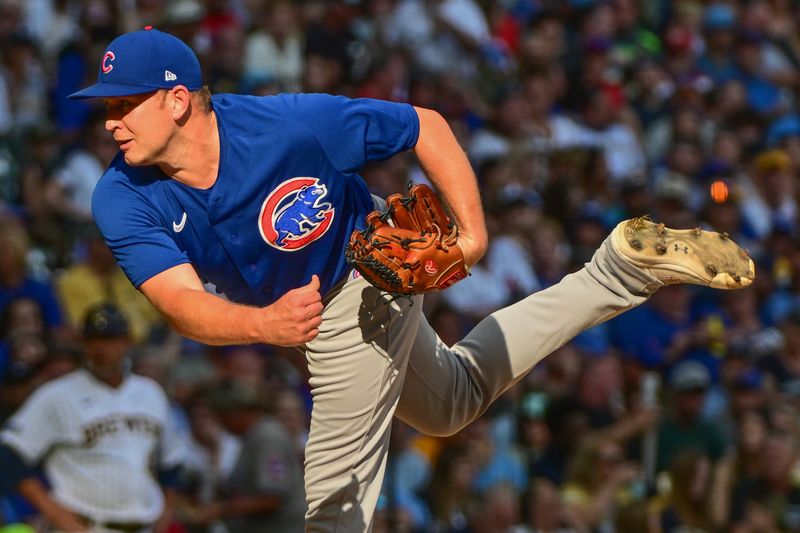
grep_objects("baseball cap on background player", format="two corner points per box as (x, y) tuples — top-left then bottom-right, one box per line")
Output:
(68, 27), (202, 100)
(83, 303), (130, 339)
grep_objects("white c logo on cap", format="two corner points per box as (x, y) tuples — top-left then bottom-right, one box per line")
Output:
(101, 51), (115, 73)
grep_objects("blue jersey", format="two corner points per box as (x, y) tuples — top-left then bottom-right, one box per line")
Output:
(92, 93), (420, 305)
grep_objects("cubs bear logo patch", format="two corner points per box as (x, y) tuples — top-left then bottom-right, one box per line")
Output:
(258, 177), (335, 251)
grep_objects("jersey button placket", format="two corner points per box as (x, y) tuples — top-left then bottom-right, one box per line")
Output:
(231, 233), (239, 242)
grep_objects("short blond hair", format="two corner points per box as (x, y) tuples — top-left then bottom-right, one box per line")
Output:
(157, 85), (212, 113)
(192, 86), (212, 113)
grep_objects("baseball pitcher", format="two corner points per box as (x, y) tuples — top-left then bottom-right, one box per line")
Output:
(66, 28), (754, 532)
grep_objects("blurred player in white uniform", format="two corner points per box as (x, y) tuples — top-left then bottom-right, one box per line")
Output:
(0, 303), (185, 533)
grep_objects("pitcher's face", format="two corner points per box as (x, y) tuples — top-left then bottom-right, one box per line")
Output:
(104, 90), (175, 166)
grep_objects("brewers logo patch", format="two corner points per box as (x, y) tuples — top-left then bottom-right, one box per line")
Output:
(259, 177), (335, 251)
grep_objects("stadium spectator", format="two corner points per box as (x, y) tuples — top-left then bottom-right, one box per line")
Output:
(1, 1), (800, 530)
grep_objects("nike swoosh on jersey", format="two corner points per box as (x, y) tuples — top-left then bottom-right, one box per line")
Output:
(173, 212), (187, 233)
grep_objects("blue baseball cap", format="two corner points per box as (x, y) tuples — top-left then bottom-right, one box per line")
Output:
(69, 27), (202, 100)
(703, 4), (736, 30)
(767, 114), (800, 146)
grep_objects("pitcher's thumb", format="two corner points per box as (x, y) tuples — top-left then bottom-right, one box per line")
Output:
(305, 274), (320, 291)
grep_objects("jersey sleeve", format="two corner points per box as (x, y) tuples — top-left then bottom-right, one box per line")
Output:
(0, 386), (63, 463)
(251, 422), (297, 495)
(276, 93), (420, 174)
(92, 164), (191, 288)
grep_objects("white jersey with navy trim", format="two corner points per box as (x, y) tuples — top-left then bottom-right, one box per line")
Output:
(0, 369), (185, 524)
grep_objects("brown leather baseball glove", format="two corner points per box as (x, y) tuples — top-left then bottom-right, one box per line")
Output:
(345, 184), (468, 296)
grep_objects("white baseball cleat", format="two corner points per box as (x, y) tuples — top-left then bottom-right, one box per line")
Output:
(610, 216), (756, 289)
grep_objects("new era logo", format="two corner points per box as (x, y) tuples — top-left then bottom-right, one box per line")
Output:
(165, 70), (177, 81)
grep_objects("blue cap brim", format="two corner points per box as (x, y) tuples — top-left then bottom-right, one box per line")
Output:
(68, 82), (161, 100)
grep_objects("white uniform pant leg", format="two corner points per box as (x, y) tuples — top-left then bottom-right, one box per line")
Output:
(303, 273), (423, 533)
(396, 233), (663, 436)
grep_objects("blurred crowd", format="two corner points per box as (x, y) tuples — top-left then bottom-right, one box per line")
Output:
(2, 0), (800, 531)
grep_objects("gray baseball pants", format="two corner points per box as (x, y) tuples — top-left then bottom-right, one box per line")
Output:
(302, 231), (663, 532)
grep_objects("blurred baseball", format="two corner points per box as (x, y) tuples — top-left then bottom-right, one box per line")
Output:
(710, 180), (728, 203)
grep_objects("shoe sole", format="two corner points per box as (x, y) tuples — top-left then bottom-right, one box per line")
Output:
(612, 217), (756, 290)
